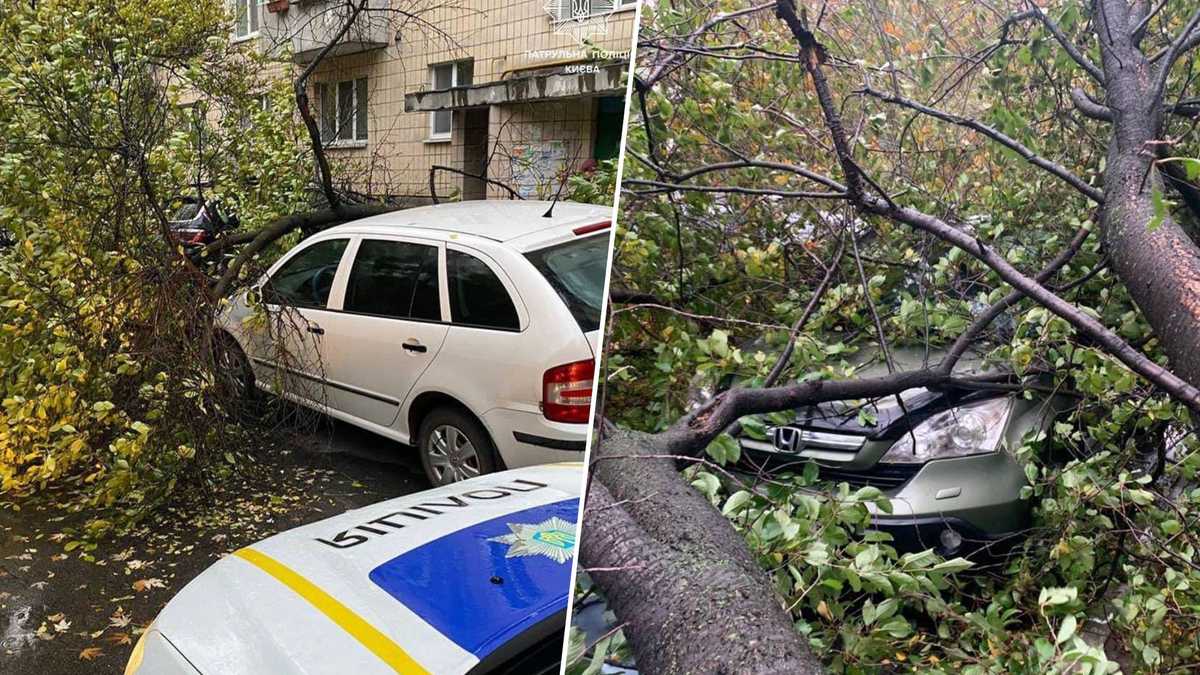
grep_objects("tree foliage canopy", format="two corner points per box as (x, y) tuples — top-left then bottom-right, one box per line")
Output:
(0, 0), (314, 532)
(583, 1), (1200, 672)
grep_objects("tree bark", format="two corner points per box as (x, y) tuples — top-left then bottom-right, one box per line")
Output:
(1095, 0), (1200, 387)
(581, 428), (822, 675)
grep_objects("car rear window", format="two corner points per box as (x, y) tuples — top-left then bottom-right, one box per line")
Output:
(524, 234), (607, 332)
(170, 203), (201, 222)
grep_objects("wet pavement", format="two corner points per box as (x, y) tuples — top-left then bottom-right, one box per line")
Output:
(0, 418), (428, 674)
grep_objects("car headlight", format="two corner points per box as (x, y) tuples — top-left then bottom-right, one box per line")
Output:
(879, 397), (1012, 464)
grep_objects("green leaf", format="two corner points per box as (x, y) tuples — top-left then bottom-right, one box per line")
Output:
(721, 490), (753, 516)
(930, 557), (974, 574)
(1056, 614), (1077, 645)
(739, 415), (768, 440)
(705, 433), (740, 465)
(1039, 586), (1078, 607)
(879, 616), (911, 638)
(1150, 186), (1167, 231)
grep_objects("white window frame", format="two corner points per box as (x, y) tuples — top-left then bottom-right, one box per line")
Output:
(318, 78), (369, 147)
(232, 0), (262, 41)
(427, 61), (472, 143)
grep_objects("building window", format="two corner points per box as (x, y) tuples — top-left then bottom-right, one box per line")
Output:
(428, 61), (473, 142)
(317, 78), (369, 144)
(232, 0), (261, 40)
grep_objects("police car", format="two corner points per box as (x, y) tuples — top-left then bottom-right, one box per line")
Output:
(124, 464), (581, 674)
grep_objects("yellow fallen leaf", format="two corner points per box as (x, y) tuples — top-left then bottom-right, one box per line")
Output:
(79, 647), (103, 661)
(817, 600), (832, 621)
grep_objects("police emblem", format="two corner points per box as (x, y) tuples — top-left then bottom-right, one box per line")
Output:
(488, 517), (576, 564)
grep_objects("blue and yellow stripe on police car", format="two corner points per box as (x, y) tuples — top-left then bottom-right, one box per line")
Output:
(233, 548), (430, 674)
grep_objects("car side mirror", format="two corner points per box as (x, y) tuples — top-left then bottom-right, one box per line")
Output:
(249, 282), (271, 306)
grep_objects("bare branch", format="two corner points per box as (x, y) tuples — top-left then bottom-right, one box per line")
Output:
(623, 178), (846, 200)
(940, 225), (1092, 372)
(427, 165), (526, 202)
(293, 0), (371, 212)
(1152, 8), (1200, 106)
(859, 85), (1105, 204)
(1071, 86), (1114, 121)
(1025, 5), (1106, 84)
(866, 196), (1200, 412)
(641, 1), (776, 88)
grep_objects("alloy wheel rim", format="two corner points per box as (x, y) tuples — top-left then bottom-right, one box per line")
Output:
(217, 347), (245, 397)
(427, 424), (481, 483)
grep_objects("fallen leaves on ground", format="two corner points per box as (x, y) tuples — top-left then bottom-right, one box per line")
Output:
(131, 578), (166, 593)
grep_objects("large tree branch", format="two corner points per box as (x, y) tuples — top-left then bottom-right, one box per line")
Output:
(864, 197), (1200, 412)
(859, 85), (1105, 204)
(211, 203), (395, 297)
(775, 1), (863, 203)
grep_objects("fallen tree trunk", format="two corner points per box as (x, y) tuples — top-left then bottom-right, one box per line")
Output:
(581, 428), (822, 675)
(1094, 0), (1200, 387)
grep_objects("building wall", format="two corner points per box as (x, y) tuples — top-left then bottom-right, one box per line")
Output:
(246, 0), (635, 200)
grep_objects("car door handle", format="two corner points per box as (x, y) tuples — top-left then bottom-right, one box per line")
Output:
(402, 341), (427, 353)
(307, 324), (324, 335)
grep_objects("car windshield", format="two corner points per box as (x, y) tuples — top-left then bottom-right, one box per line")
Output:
(525, 233), (609, 332)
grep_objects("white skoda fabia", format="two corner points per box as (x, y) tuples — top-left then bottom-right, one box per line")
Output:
(215, 200), (609, 485)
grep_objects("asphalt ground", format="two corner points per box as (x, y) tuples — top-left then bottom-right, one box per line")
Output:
(0, 417), (429, 674)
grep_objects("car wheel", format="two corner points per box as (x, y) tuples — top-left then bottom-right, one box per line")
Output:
(418, 407), (498, 486)
(214, 335), (258, 408)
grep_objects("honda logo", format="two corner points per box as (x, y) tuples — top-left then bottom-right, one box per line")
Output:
(770, 426), (806, 453)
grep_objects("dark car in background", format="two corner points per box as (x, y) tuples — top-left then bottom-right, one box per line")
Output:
(167, 196), (239, 252)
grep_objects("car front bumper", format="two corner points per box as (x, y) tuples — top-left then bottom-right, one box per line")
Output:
(740, 440), (1031, 557)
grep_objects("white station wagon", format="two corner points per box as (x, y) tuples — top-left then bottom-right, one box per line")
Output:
(216, 200), (609, 485)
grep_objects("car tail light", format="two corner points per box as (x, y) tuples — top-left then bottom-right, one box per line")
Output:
(542, 359), (595, 423)
(173, 229), (207, 244)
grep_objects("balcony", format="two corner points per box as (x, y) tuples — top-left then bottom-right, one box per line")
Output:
(262, 1), (390, 63)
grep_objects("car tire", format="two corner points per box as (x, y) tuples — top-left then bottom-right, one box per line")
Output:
(417, 407), (498, 486)
(214, 335), (259, 413)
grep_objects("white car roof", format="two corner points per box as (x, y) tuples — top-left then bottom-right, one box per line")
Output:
(325, 200), (611, 249)
(150, 464), (582, 675)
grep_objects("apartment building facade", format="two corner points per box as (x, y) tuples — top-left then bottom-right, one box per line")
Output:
(231, 0), (635, 201)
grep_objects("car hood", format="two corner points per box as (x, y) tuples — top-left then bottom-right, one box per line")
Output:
(766, 346), (997, 438)
(152, 464), (582, 675)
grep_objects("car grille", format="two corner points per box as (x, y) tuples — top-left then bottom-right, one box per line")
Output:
(766, 426), (865, 455)
(815, 463), (920, 490)
(741, 427), (921, 491)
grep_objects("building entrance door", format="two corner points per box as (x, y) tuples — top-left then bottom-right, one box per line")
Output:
(462, 108), (489, 200)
